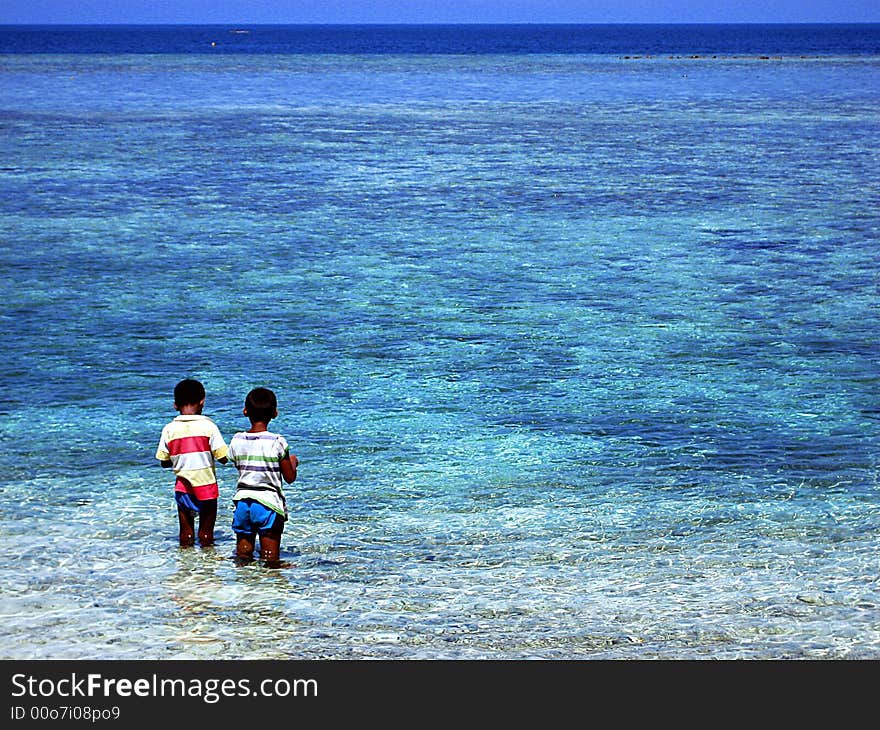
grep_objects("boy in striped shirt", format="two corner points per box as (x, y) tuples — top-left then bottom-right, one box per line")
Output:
(228, 387), (298, 567)
(156, 379), (229, 547)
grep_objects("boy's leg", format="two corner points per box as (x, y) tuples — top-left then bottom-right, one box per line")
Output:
(232, 499), (256, 563)
(177, 507), (196, 547)
(259, 528), (282, 567)
(197, 499), (217, 547)
(236, 534), (256, 562)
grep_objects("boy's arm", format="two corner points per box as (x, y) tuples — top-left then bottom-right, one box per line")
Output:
(210, 424), (229, 465)
(280, 453), (298, 484)
(156, 433), (172, 468)
(220, 436), (234, 467)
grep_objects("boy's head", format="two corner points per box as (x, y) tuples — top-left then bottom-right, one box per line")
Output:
(244, 387), (277, 424)
(174, 378), (206, 409)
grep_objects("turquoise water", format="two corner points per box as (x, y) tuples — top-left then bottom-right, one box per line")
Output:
(1, 48), (879, 658)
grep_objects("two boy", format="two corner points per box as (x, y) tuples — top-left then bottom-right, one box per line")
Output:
(156, 379), (298, 565)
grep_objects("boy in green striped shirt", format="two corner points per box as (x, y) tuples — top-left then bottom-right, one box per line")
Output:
(227, 387), (298, 567)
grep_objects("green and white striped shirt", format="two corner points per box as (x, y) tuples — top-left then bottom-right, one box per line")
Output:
(228, 431), (290, 518)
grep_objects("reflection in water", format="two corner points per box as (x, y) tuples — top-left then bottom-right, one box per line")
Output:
(164, 546), (306, 658)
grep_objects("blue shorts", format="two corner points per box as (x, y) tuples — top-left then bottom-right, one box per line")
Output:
(232, 498), (284, 537)
(175, 492), (216, 516)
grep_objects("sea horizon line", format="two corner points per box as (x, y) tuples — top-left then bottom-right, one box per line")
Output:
(2, 21), (879, 28)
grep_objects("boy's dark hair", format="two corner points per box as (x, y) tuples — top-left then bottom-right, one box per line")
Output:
(245, 387), (277, 423)
(174, 378), (205, 406)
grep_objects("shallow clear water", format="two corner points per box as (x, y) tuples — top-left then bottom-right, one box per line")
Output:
(1, 47), (879, 659)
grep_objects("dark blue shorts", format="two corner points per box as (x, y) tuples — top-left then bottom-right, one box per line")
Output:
(232, 498), (284, 537)
(175, 492), (216, 516)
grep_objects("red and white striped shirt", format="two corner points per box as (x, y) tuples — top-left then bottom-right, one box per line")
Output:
(156, 415), (228, 500)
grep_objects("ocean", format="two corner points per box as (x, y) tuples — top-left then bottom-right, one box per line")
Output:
(0, 24), (878, 659)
